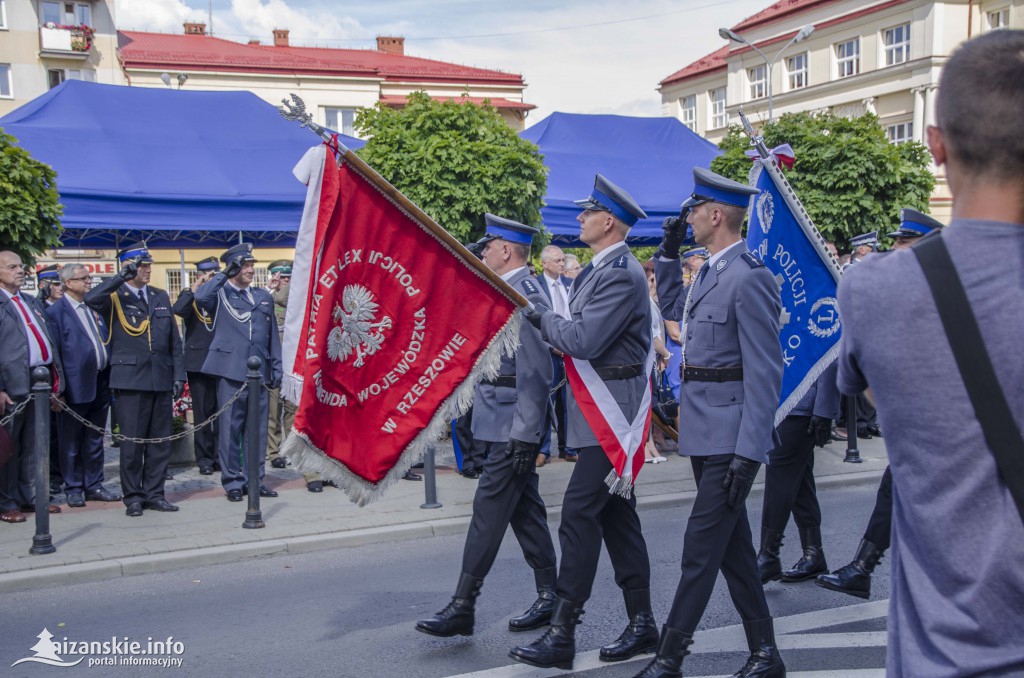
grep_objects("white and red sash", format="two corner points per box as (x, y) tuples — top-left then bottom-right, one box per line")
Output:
(563, 348), (655, 497)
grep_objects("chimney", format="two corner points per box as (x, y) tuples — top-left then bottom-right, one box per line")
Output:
(184, 22), (206, 36)
(273, 29), (289, 47)
(247, 39), (261, 45)
(376, 36), (405, 56)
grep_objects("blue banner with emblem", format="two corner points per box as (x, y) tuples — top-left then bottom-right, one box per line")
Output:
(745, 154), (843, 424)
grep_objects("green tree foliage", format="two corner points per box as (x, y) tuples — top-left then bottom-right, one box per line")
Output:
(712, 112), (934, 248)
(355, 92), (547, 244)
(0, 129), (63, 260)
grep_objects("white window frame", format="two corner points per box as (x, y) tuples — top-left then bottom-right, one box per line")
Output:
(0, 63), (12, 98)
(835, 38), (861, 79)
(748, 64), (767, 100)
(786, 52), (808, 91)
(324, 107), (358, 137)
(47, 68), (65, 89)
(987, 7), (1010, 30)
(886, 121), (914, 144)
(883, 23), (911, 66)
(679, 94), (696, 130)
(709, 87), (727, 129)
(0, 1), (8, 30)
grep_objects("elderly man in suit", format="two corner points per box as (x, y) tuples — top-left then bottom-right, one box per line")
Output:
(511, 175), (657, 671)
(172, 257), (221, 476)
(195, 243), (282, 502)
(534, 244), (577, 466)
(416, 214), (558, 639)
(46, 263), (121, 507)
(86, 242), (185, 517)
(0, 250), (65, 523)
(644, 167), (785, 677)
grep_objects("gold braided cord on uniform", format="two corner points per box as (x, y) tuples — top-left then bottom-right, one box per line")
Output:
(192, 300), (213, 327)
(110, 291), (152, 351)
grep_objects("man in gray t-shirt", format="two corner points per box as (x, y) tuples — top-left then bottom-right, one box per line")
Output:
(837, 30), (1024, 677)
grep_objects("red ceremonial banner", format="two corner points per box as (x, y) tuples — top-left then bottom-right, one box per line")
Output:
(283, 143), (522, 505)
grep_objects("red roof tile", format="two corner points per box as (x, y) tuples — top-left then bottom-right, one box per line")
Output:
(732, 0), (838, 32)
(659, 46), (729, 88)
(117, 31), (525, 85)
(379, 94), (534, 111)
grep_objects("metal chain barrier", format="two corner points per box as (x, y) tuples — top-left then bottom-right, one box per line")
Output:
(263, 383), (298, 416)
(0, 397), (32, 427)
(51, 383), (249, 445)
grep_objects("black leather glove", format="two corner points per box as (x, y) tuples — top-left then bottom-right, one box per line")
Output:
(506, 438), (539, 476)
(223, 255), (245, 279)
(807, 415), (832, 448)
(655, 216), (686, 259)
(119, 260), (138, 282)
(521, 302), (549, 330)
(722, 455), (761, 509)
(172, 380), (185, 400)
(269, 376), (281, 390)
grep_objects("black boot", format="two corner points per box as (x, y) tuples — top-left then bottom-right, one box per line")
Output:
(782, 526), (828, 582)
(731, 618), (785, 678)
(632, 626), (694, 678)
(508, 597), (583, 670)
(415, 572), (483, 637)
(508, 567), (556, 632)
(757, 527), (786, 584)
(600, 588), (660, 661)
(816, 538), (884, 599)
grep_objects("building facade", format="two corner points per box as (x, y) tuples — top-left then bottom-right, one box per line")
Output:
(117, 24), (534, 132)
(659, 0), (1023, 220)
(0, 0), (123, 116)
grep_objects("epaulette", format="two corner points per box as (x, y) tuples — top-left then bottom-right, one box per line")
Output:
(520, 278), (540, 296)
(741, 252), (765, 269)
(612, 255), (629, 269)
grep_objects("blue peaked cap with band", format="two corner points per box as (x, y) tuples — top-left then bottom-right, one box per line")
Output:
(478, 213), (538, 246)
(195, 256), (220, 272)
(574, 174), (647, 227)
(849, 230), (879, 249)
(221, 242), (256, 263)
(891, 208), (944, 239)
(682, 247), (709, 260)
(36, 264), (60, 281)
(118, 241), (153, 264)
(691, 167), (760, 208)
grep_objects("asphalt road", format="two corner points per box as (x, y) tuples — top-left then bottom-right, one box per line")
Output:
(1, 477), (889, 677)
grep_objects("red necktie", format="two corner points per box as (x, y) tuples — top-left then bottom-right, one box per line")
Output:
(11, 294), (50, 363)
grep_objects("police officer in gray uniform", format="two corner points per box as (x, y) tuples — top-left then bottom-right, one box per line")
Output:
(416, 214), (558, 639)
(85, 242), (185, 517)
(172, 257), (220, 475)
(511, 175), (657, 671)
(644, 168), (785, 678)
(194, 244), (282, 502)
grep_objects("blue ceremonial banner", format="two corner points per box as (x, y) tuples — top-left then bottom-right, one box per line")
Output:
(745, 153), (843, 424)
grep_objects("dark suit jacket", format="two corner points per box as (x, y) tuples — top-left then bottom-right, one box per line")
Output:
(173, 288), (216, 373)
(0, 290), (65, 399)
(535, 273), (574, 309)
(85, 277), (185, 391)
(45, 296), (110, 405)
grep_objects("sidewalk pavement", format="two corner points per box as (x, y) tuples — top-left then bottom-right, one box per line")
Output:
(0, 435), (889, 593)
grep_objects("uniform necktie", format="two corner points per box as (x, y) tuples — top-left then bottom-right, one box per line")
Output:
(573, 263), (593, 291)
(551, 280), (568, 317)
(11, 295), (50, 363)
(138, 287), (148, 308)
(698, 261), (710, 284)
(80, 302), (108, 370)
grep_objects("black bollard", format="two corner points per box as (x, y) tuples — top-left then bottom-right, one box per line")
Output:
(30, 367), (55, 555)
(420, 446), (442, 509)
(843, 396), (862, 463)
(242, 356), (265, 529)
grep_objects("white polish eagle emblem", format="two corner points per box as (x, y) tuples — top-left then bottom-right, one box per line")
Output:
(326, 285), (392, 368)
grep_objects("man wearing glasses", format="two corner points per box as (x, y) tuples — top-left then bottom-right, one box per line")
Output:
(0, 251), (65, 524)
(647, 167), (785, 677)
(46, 264), (121, 508)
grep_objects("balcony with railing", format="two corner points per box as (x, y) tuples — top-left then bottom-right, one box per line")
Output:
(39, 24), (95, 59)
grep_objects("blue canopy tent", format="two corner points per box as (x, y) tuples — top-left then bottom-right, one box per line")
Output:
(520, 113), (721, 246)
(0, 80), (364, 248)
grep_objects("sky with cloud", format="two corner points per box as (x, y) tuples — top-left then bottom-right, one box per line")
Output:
(117, 0), (771, 124)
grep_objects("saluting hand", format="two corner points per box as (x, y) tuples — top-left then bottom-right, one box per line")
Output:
(119, 261), (138, 282)
(223, 255), (245, 279)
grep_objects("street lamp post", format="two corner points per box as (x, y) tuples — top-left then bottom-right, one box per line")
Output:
(719, 24), (815, 123)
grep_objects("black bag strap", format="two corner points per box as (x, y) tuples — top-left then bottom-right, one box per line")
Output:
(912, 233), (1024, 523)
